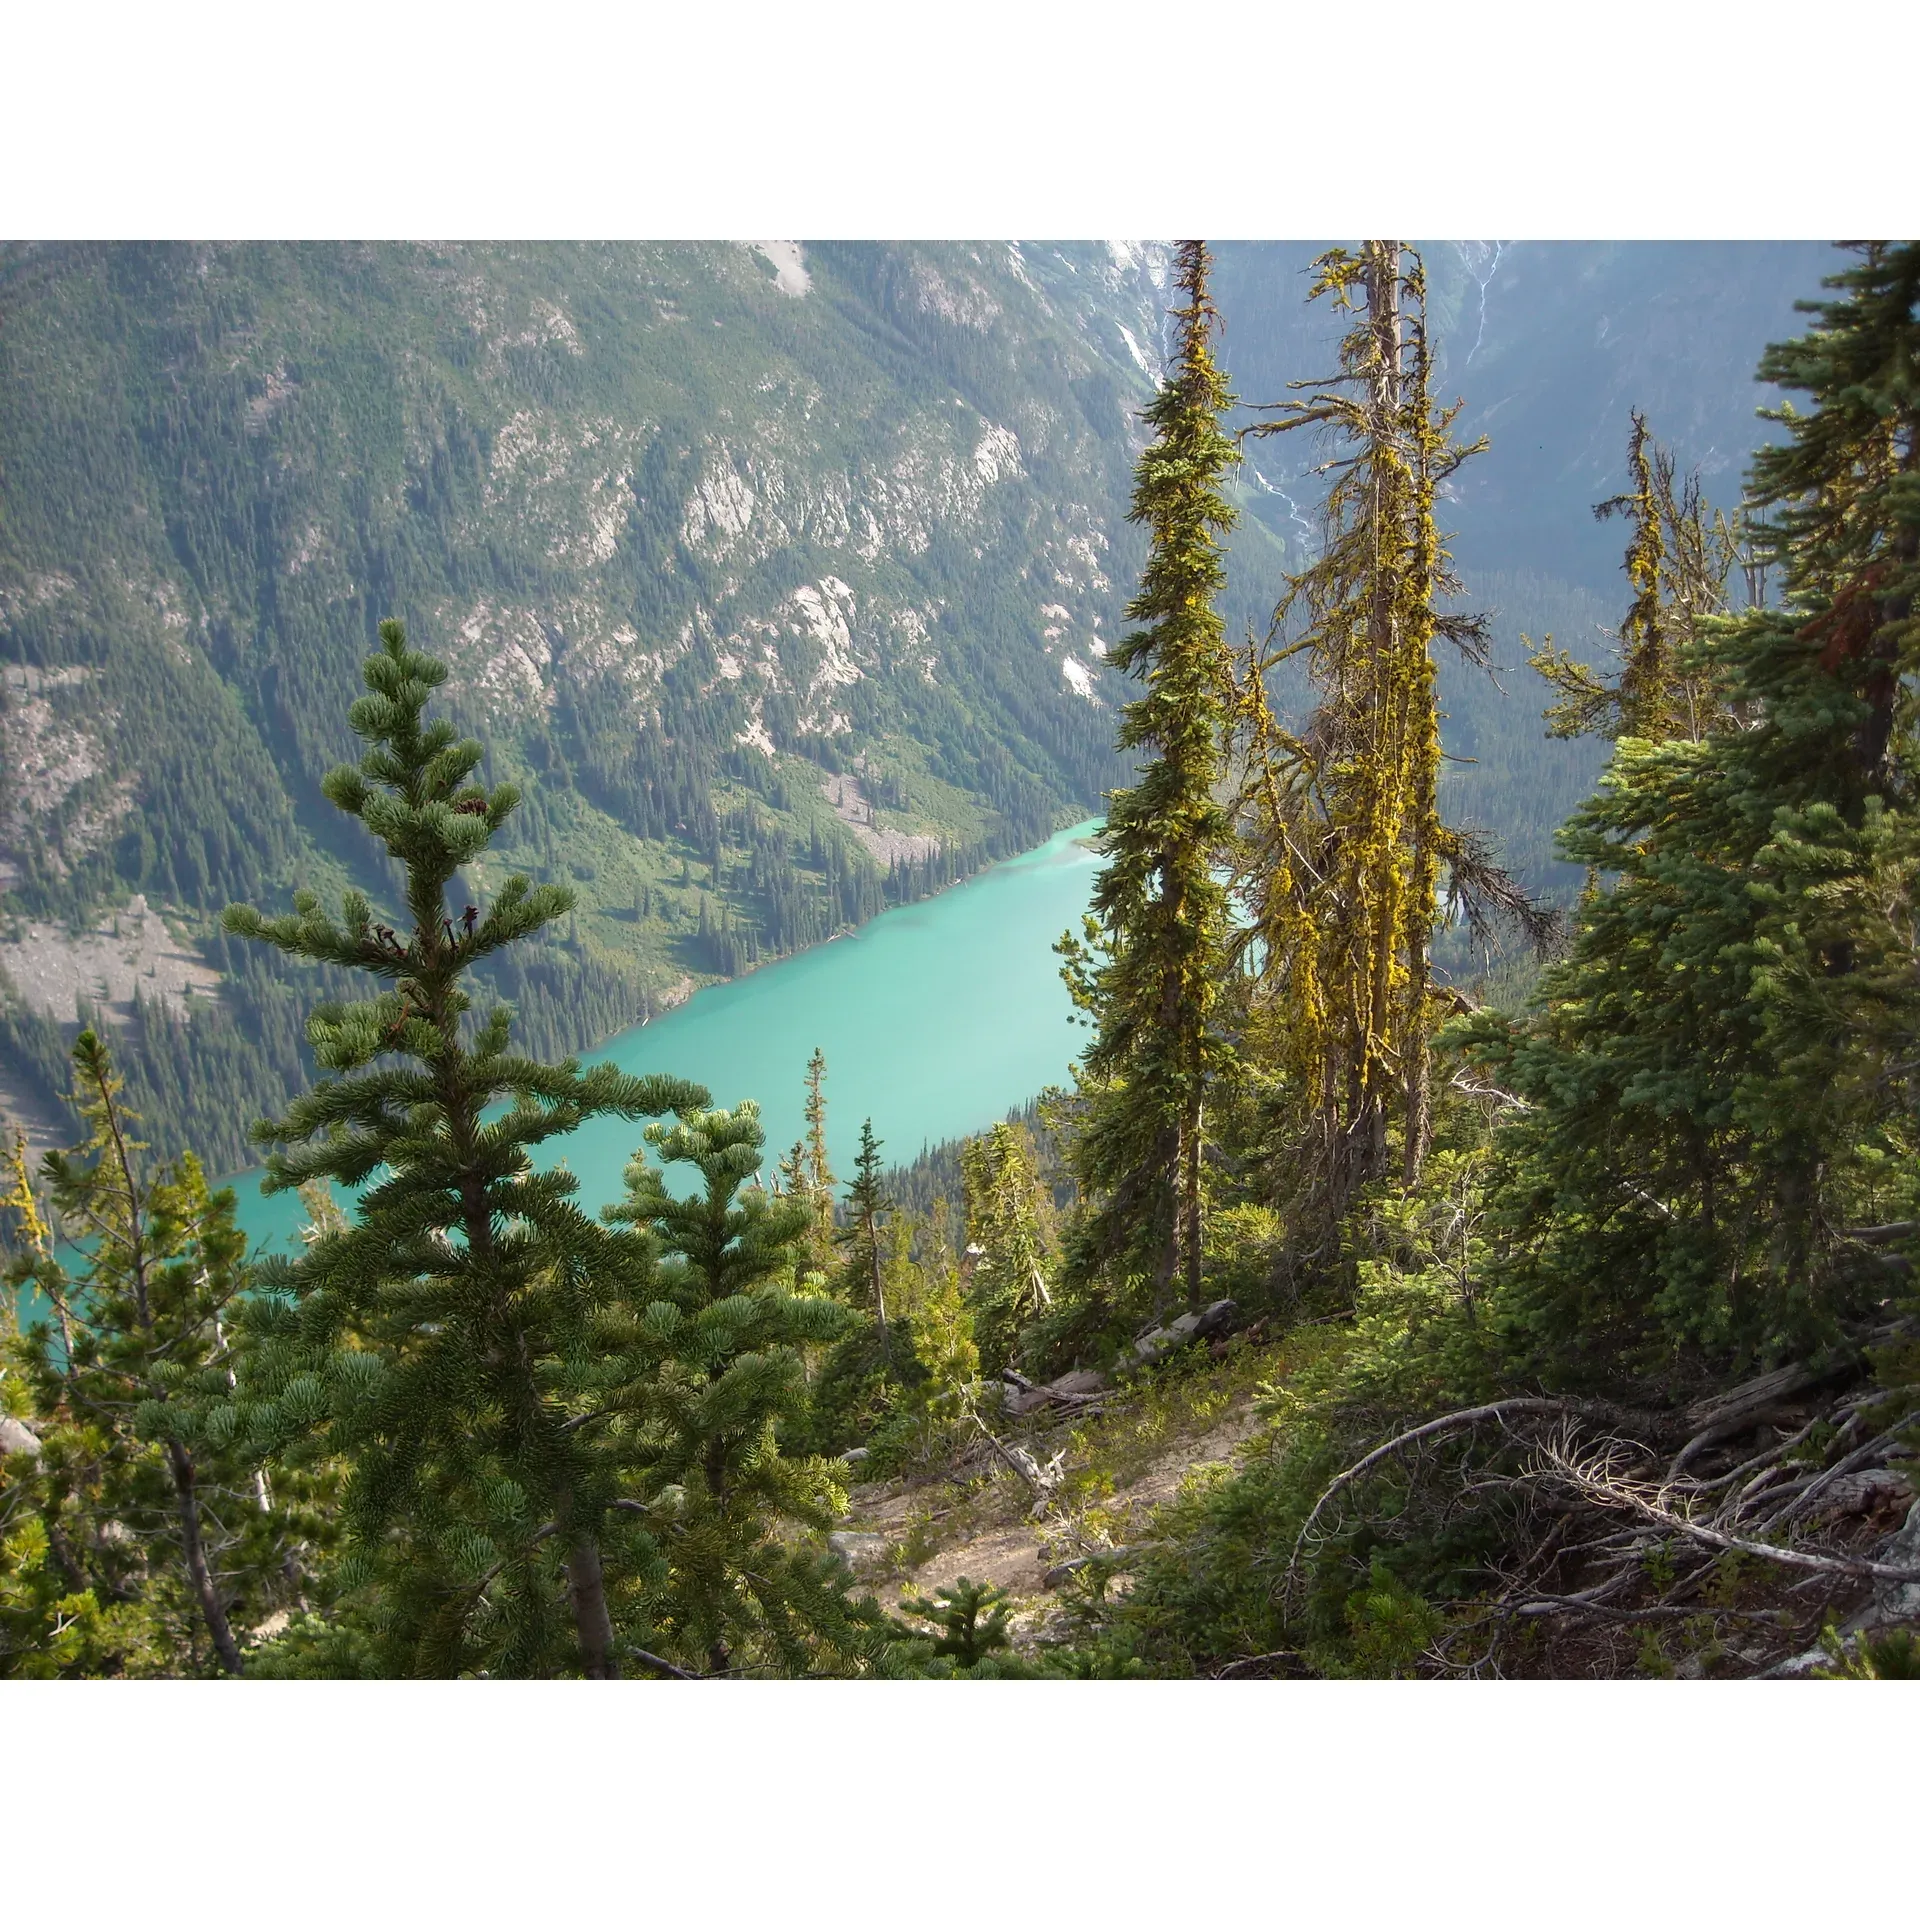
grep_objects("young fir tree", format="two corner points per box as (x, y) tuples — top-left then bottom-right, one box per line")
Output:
(893, 1575), (1014, 1672)
(1230, 243), (1533, 1261)
(1059, 240), (1241, 1317)
(776, 1046), (837, 1284)
(803, 1047), (836, 1273)
(910, 1199), (979, 1431)
(0, 1035), (307, 1674)
(222, 620), (708, 1678)
(840, 1117), (892, 1363)
(3, 1131), (158, 1677)
(1458, 242), (1920, 1372)
(881, 1210), (925, 1324)
(601, 1100), (874, 1675)
(960, 1121), (1060, 1372)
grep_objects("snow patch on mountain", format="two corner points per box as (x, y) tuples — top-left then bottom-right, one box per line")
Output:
(1116, 323), (1156, 378)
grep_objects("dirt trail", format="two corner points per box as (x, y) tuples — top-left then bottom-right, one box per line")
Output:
(847, 1390), (1268, 1642)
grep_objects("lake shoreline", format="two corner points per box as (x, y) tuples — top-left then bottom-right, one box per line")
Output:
(189, 816), (1107, 1259)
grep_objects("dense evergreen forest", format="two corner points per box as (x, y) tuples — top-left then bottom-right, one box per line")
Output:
(4, 239), (1916, 1681)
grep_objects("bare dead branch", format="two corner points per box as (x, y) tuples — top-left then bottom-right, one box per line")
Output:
(1529, 1432), (1920, 1583)
(1766, 1413), (1920, 1531)
(1841, 1220), (1919, 1245)
(626, 1646), (703, 1680)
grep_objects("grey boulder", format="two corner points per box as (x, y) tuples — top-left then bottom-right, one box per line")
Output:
(826, 1531), (890, 1573)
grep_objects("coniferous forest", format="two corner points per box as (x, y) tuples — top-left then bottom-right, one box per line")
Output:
(4, 236), (1919, 1684)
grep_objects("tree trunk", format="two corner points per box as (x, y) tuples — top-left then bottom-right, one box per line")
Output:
(1183, 1098), (1205, 1313)
(1403, 1023), (1432, 1185)
(166, 1438), (243, 1675)
(47, 1518), (88, 1595)
(868, 1217), (892, 1365)
(439, 954), (622, 1682)
(1403, 811), (1435, 1187)
(1152, 1183), (1179, 1320)
(1360, 242), (1404, 1209)
(564, 1534), (620, 1680)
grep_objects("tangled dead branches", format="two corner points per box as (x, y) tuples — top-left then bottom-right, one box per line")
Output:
(1522, 1423), (1920, 1585)
(1269, 1335), (1920, 1678)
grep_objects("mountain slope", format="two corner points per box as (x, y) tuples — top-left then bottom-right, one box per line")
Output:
(0, 240), (1201, 1164)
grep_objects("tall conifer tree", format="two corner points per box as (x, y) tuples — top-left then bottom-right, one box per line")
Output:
(1062, 240), (1241, 1315)
(1232, 244), (1528, 1249)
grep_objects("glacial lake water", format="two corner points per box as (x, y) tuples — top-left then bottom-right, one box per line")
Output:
(216, 817), (1107, 1257)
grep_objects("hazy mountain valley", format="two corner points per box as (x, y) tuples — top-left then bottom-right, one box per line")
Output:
(0, 240), (1826, 1171)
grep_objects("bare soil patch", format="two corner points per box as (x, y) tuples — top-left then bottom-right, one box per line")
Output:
(844, 1364), (1272, 1649)
(821, 770), (942, 868)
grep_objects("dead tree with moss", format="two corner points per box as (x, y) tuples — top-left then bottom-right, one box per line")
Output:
(1232, 244), (1544, 1258)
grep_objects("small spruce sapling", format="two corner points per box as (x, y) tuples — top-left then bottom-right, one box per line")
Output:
(602, 1099), (876, 1675)
(894, 1575), (1013, 1671)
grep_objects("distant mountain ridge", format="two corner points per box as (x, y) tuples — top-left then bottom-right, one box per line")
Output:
(1219, 240), (1835, 589)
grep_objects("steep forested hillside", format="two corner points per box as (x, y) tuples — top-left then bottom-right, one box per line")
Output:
(0, 241), (1820, 1171)
(0, 241), (1212, 1164)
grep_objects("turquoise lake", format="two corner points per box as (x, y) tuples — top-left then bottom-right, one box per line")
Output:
(220, 818), (1106, 1257)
